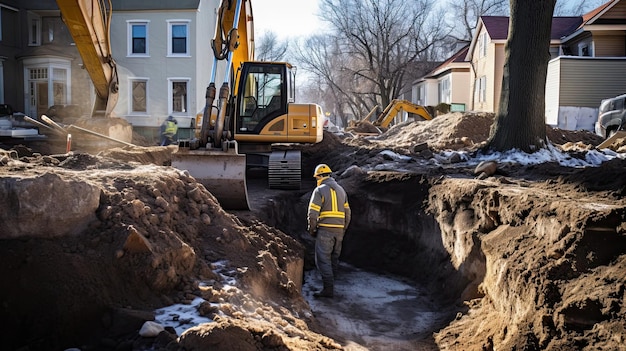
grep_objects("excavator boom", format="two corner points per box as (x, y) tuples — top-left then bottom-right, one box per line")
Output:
(173, 0), (323, 210)
(56, 0), (118, 118)
(374, 99), (432, 128)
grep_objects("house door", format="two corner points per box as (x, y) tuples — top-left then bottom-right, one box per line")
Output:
(36, 82), (49, 118)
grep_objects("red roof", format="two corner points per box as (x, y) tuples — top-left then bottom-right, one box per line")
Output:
(582, 0), (615, 25)
(481, 16), (583, 40)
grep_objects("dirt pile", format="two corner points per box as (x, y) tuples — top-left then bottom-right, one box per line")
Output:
(0, 148), (334, 350)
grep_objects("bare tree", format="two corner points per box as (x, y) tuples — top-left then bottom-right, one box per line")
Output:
(256, 30), (288, 62)
(554, 0), (606, 16)
(485, 0), (557, 153)
(293, 34), (359, 128)
(448, 0), (508, 41)
(310, 0), (446, 118)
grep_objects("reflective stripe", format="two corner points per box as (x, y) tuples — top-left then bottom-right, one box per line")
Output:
(319, 223), (345, 228)
(319, 211), (345, 219)
(309, 203), (321, 212)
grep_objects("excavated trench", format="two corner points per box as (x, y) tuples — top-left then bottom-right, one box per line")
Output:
(261, 172), (463, 278)
(252, 171), (477, 347)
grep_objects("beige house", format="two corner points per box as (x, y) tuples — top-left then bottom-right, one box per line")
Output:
(414, 0), (626, 131)
(412, 44), (471, 112)
(465, 15), (580, 114)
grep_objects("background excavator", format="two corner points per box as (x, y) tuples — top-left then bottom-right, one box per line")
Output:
(172, 0), (324, 210)
(348, 99), (433, 134)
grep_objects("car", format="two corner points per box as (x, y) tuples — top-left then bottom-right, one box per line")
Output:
(0, 103), (13, 118)
(595, 94), (626, 139)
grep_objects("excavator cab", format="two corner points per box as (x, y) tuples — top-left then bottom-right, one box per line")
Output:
(236, 62), (292, 135)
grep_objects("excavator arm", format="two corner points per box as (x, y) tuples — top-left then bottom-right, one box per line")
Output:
(56, 0), (118, 118)
(200, 0), (254, 147)
(374, 99), (432, 128)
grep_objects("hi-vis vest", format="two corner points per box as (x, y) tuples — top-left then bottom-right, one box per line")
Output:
(163, 121), (178, 136)
(308, 177), (351, 231)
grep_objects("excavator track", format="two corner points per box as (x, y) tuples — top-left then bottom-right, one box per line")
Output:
(268, 150), (301, 190)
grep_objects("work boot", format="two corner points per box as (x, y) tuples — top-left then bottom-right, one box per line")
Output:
(313, 288), (334, 298)
(313, 281), (334, 298)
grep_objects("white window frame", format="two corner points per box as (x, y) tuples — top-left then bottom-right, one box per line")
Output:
(28, 12), (41, 46)
(438, 77), (451, 104)
(478, 32), (487, 58)
(167, 20), (191, 57)
(127, 20), (149, 57)
(22, 58), (72, 118)
(168, 77), (191, 116)
(128, 77), (149, 114)
(578, 42), (591, 57)
(475, 76), (487, 103)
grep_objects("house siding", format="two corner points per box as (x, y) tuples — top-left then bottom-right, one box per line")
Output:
(545, 59), (562, 125)
(558, 57), (626, 107)
(111, 0), (219, 136)
(594, 34), (626, 56)
(545, 57), (626, 131)
(600, 1), (626, 19)
(450, 70), (471, 109)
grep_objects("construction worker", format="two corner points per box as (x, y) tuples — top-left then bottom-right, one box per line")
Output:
(307, 163), (351, 298)
(160, 115), (178, 146)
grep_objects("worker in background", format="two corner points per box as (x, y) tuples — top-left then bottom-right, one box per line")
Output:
(307, 164), (351, 298)
(160, 115), (178, 146)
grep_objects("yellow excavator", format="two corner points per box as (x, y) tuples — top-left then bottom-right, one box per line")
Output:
(56, 0), (322, 209)
(171, 0), (324, 210)
(349, 99), (432, 133)
(374, 99), (432, 128)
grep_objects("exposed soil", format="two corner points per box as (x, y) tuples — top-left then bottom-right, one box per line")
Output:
(0, 111), (624, 351)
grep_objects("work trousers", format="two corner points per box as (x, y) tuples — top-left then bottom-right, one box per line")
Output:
(315, 227), (344, 286)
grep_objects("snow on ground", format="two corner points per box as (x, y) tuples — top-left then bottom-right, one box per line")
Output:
(303, 263), (451, 351)
(365, 143), (625, 174)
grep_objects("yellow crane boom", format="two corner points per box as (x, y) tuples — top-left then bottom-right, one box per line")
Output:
(56, 0), (118, 118)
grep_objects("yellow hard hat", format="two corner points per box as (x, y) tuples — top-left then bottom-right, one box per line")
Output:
(314, 164), (332, 177)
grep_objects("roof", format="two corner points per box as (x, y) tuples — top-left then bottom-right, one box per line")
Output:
(581, 0), (616, 26)
(424, 45), (470, 79)
(480, 16), (583, 41)
(111, 0), (201, 11)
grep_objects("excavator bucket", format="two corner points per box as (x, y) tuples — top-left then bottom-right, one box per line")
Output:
(172, 146), (250, 210)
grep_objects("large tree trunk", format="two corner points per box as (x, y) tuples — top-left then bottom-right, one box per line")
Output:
(485, 0), (556, 153)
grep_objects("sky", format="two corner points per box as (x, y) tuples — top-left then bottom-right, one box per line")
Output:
(252, 0), (322, 39)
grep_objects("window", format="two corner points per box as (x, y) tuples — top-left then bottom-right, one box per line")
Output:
(1, 5), (19, 45)
(417, 85), (425, 105)
(28, 12), (41, 46)
(130, 78), (148, 113)
(475, 76), (487, 103)
(478, 32), (488, 58)
(168, 78), (190, 114)
(52, 68), (67, 105)
(580, 44), (590, 57)
(438, 77), (451, 104)
(127, 21), (149, 56)
(167, 20), (190, 56)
